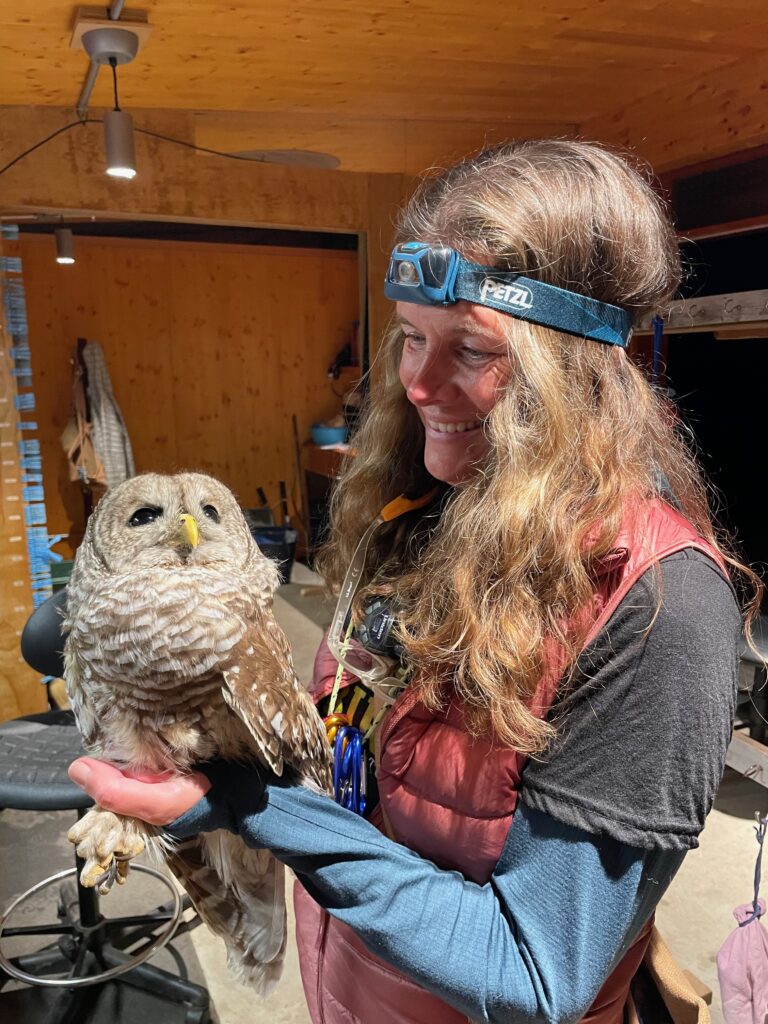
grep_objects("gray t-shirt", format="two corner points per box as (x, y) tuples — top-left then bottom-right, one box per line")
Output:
(522, 549), (741, 850)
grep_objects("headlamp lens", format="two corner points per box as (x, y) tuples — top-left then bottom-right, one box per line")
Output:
(397, 261), (420, 285)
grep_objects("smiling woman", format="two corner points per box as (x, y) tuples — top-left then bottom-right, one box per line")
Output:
(67, 140), (761, 1024)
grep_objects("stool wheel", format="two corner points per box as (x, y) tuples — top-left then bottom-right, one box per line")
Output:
(0, 863), (182, 988)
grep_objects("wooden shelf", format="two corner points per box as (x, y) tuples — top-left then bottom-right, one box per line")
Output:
(304, 442), (351, 479)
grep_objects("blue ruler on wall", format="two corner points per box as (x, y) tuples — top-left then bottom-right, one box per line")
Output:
(1, 225), (63, 611)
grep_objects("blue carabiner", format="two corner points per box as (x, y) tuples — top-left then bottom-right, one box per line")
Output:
(332, 725), (367, 816)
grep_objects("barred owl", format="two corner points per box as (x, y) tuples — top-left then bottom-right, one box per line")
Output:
(63, 472), (332, 993)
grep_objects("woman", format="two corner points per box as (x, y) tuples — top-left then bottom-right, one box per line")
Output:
(69, 140), (759, 1023)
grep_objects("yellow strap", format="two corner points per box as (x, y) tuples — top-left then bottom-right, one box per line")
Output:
(379, 488), (439, 523)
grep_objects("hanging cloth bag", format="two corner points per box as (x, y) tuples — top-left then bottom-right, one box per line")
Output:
(716, 815), (768, 1023)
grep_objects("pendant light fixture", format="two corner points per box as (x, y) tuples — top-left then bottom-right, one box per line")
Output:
(79, 26), (139, 179)
(54, 227), (75, 265)
(104, 57), (136, 179)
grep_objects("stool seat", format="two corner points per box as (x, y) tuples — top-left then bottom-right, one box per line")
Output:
(0, 710), (92, 811)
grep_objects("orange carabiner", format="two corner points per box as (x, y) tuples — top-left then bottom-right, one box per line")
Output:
(323, 713), (350, 746)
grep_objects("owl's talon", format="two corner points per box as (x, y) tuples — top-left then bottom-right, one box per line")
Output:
(67, 807), (146, 894)
(93, 860), (118, 893)
(80, 856), (116, 891)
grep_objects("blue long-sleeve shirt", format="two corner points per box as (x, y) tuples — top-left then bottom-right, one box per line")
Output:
(168, 765), (684, 1024)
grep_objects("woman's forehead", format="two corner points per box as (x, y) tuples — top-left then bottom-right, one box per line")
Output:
(395, 300), (509, 341)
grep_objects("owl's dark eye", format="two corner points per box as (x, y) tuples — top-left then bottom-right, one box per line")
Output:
(128, 506), (163, 527)
(202, 504), (220, 524)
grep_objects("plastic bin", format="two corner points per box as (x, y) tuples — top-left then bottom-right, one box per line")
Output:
(243, 507), (275, 528)
(250, 526), (298, 585)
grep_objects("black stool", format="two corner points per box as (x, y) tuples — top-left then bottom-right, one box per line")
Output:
(0, 590), (211, 1023)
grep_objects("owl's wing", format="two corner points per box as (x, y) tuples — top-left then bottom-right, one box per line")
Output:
(222, 613), (332, 794)
(62, 642), (105, 754)
(167, 832), (286, 995)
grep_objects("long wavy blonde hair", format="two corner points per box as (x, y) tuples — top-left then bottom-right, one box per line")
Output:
(318, 139), (761, 753)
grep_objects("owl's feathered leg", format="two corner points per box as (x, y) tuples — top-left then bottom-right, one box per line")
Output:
(68, 807), (150, 895)
(166, 832), (287, 995)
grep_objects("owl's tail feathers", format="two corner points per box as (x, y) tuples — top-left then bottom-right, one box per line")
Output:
(167, 832), (287, 995)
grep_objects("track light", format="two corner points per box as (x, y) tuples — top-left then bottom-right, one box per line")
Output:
(104, 109), (136, 179)
(55, 228), (75, 265)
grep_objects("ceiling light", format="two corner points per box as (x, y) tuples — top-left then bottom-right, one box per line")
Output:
(76, 27), (139, 179)
(104, 109), (136, 179)
(55, 228), (75, 265)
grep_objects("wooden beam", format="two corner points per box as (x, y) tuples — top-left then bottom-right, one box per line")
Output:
(714, 326), (768, 341)
(635, 289), (768, 335)
(0, 106), (369, 233)
(683, 215), (768, 242)
(726, 730), (768, 790)
(581, 50), (768, 172)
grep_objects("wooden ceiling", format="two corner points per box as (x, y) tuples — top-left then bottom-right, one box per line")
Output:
(2, 1), (768, 173)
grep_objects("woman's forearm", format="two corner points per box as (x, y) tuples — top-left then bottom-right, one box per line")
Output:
(169, 769), (679, 1024)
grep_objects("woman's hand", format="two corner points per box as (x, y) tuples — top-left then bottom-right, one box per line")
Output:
(68, 757), (212, 826)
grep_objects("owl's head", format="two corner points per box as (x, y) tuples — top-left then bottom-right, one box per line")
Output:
(80, 472), (266, 577)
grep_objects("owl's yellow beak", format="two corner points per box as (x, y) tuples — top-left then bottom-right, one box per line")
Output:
(177, 514), (200, 548)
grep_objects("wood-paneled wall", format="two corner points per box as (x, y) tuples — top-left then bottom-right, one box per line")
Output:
(11, 233), (360, 556)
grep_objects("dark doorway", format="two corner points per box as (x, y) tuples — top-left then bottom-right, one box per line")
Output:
(666, 332), (768, 578)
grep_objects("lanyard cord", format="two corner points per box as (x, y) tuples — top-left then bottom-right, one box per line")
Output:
(740, 813), (768, 926)
(328, 619), (355, 715)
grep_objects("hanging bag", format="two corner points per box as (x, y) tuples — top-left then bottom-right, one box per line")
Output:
(716, 815), (768, 1023)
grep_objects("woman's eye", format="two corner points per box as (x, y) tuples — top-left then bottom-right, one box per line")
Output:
(403, 332), (425, 347)
(460, 346), (493, 363)
(202, 504), (220, 524)
(129, 506), (162, 527)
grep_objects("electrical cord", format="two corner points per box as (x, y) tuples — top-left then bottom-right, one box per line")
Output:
(109, 57), (121, 111)
(0, 120), (98, 178)
(0, 117), (271, 179)
(130, 126), (268, 162)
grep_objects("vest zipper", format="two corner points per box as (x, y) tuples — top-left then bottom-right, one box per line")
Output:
(316, 908), (331, 1024)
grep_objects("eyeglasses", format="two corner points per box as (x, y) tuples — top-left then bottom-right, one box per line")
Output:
(326, 491), (438, 704)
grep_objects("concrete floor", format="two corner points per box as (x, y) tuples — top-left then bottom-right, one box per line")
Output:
(1, 561), (766, 1023)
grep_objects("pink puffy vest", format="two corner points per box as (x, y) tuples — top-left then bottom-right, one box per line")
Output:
(295, 499), (727, 1024)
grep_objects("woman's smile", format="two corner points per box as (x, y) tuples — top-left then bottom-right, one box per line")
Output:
(424, 418), (483, 434)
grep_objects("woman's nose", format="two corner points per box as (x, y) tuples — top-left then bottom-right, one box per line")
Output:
(404, 351), (453, 405)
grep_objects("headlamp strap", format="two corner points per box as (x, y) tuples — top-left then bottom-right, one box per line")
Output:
(453, 263), (633, 348)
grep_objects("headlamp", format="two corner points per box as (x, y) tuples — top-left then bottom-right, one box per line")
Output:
(385, 241), (633, 348)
